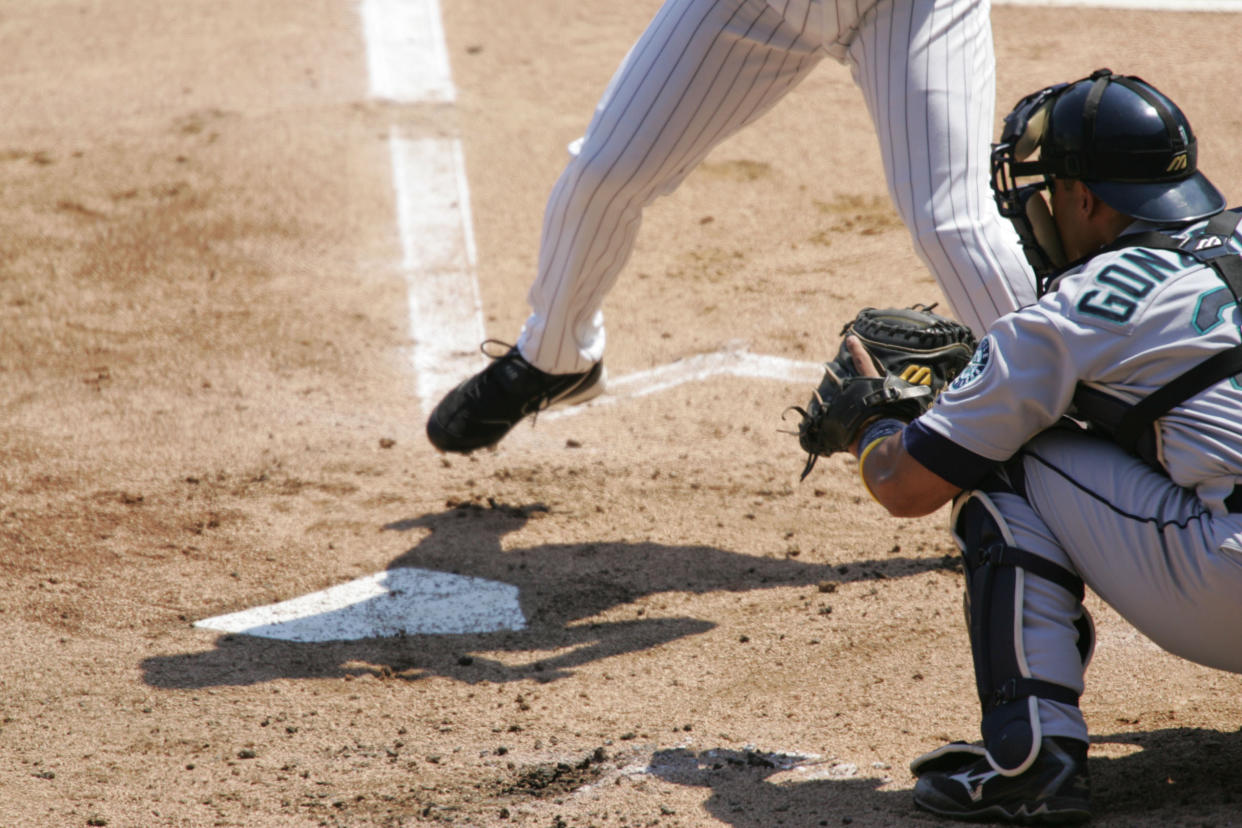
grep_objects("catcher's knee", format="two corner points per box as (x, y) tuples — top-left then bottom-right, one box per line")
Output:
(950, 490), (1094, 776)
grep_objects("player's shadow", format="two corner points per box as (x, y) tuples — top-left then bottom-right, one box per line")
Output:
(141, 500), (957, 690)
(646, 726), (1242, 827)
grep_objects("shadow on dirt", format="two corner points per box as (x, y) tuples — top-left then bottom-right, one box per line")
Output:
(645, 726), (1242, 827)
(141, 500), (958, 690)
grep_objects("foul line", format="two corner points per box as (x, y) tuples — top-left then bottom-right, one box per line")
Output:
(388, 132), (486, 412)
(363, 0), (486, 414)
(196, 0), (504, 644)
(361, 0), (454, 103)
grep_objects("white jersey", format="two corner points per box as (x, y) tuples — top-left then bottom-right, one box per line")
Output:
(910, 215), (1242, 514)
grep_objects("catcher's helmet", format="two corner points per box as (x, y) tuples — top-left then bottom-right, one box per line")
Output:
(991, 68), (1225, 290)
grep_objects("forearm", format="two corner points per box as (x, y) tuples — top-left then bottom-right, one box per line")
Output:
(855, 425), (962, 517)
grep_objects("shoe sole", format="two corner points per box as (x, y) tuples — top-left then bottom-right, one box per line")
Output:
(548, 363), (606, 409)
(914, 792), (1090, 825)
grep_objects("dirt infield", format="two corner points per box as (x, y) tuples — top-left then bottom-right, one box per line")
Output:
(4, 1), (1242, 826)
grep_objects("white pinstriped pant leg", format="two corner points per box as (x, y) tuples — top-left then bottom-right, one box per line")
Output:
(849, 0), (1036, 335)
(518, 0), (825, 374)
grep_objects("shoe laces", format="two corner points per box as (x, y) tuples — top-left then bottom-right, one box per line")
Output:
(468, 340), (556, 420)
(473, 339), (574, 420)
(451, 340), (520, 405)
(480, 339), (517, 361)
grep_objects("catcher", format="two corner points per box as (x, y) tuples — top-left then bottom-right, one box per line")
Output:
(794, 70), (1242, 824)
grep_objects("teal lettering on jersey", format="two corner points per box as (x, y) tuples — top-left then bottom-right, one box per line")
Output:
(1189, 286), (1242, 389)
(1192, 286), (1232, 335)
(1077, 288), (1136, 323)
(1076, 250), (1180, 324)
(1124, 248), (1183, 283)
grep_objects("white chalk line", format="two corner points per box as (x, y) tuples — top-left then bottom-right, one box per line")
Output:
(543, 349), (824, 421)
(389, 132), (486, 411)
(360, 0), (455, 103)
(365, 0), (489, 413)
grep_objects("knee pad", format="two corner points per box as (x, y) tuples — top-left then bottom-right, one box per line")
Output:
(951, 491), (1093, 776)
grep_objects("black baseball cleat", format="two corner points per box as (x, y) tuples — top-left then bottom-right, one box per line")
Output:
(912, 737), (1091, 825)
(426, 341), (604, 453)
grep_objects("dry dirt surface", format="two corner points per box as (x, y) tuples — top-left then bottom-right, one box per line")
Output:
(5, 1), (1242, 826)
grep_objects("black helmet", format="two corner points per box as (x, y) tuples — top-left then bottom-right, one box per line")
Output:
(992, 68), (1225, 289)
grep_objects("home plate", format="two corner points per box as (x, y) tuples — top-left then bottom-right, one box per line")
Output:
(194, 567), (526, 642)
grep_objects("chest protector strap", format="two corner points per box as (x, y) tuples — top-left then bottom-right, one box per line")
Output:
(1072, 209), (1242, 467)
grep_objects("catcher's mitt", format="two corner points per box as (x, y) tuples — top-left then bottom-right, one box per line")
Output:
(790, 304), (977, 478)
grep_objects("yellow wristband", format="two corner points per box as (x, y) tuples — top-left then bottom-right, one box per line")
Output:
(857, 435), (888, 504)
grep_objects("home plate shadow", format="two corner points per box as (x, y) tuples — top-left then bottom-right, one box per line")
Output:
(193, 567), (526, 642)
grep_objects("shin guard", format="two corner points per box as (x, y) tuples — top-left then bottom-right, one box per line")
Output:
(951, 491), (1090, 776)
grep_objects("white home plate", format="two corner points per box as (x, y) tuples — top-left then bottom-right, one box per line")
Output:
(194, 567), (526, 642)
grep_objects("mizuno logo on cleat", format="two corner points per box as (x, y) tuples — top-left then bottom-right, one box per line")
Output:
(951, 767), (1001, 802)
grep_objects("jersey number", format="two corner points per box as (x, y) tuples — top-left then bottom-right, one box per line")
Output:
(1191, 286), (1242, 390)
(1193, 286), (1235, 334)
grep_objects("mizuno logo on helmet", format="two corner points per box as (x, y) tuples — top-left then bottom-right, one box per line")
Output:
(1167, 153), (1189, 173)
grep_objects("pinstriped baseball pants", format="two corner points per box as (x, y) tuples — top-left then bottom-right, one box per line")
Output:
(516, 0), (1036, 374)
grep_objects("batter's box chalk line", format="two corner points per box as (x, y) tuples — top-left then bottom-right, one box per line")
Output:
(542, 346), (825, 421)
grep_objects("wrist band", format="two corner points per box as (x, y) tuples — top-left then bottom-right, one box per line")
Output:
(856, 418), (905, 503)
(853, 417), (905, 460)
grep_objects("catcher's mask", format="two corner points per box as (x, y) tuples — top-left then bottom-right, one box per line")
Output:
(991, 68), (1225, 293)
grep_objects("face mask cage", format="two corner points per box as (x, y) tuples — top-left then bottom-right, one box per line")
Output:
(990, 82), (1069, 294)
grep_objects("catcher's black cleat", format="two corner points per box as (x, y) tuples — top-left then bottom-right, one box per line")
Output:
(912, 737), (1090, 825)
(426, 341), (604, 454)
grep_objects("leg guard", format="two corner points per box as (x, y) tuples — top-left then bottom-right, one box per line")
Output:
(951, 491), (1093, 777)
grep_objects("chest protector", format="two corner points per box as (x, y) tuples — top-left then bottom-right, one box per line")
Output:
(1071, 208), (1242, 469)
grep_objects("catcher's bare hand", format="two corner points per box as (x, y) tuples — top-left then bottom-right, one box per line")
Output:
(843, 335), (883, 454)
(845, 335), (881, 379)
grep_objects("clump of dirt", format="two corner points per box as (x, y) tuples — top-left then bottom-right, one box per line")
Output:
(500, 747), (610, 798)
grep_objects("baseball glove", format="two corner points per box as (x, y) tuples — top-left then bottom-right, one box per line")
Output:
(790, 304), (977, 479)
